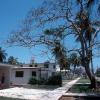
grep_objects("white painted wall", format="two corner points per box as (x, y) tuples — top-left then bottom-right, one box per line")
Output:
(10, 64), (57, 85)
(10, 69), (30, 85)
(48, 63), (57, 77)
(0, 68), (10, 87)
(0, 63), (58, 86)
(40, 70), (48, 79)
(10, 68), (39, 85)
(40, 63), (57, 79)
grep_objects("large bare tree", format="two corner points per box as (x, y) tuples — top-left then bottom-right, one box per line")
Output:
(8, 0), (100, 88)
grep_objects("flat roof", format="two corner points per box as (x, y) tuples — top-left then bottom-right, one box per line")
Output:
(0, 63), (17, 68)
(0, 63), (40, 69)
(0, 63), (55, 71)
(12, 67), (41, 69)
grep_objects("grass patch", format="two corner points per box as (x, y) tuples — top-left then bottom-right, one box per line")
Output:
(77, 77), (90, 83)
(0, 97), (23, 100)
(69, 84), (90, 93)
(69, 84), (100, 93)
(69, 77), (100, 93)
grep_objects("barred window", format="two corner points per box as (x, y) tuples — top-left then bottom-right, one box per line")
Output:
(15, 71), (24, 77)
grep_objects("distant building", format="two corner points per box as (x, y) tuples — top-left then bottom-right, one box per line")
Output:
(74, 66), (86, 76)
(0, 62), (58, 88)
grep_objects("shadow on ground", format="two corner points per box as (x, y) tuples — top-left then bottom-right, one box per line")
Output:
(59, 96), (100, 100)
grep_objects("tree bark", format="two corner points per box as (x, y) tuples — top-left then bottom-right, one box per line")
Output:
(90, 50), (94, 74)
(73, 65), (76, 77)
(84, 62), (96, 89)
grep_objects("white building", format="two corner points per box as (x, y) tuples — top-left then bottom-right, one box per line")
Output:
(0, 62), (57, 88)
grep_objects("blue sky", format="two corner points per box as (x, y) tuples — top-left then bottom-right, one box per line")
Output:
(0, 0), (46, 63)
(0, 0), (99, 70)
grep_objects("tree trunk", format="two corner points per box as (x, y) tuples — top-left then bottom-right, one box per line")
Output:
(90, 51), (94, 74)
(84, 63), (96, 89)
(73, 65), (76, 77)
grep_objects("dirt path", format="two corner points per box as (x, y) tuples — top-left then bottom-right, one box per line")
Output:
(42, 77), (80, 100)
(0, 78), (80, 100)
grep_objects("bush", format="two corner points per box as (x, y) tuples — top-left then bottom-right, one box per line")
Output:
(28, 77), (46, 85)
(96, 71), (100, 77)
(46, 73), (62, 86)
(28, 77), (38, 84)
(28, 73), (62, 86)
(38, 78), (46, 85)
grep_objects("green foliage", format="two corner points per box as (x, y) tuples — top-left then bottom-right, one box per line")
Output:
(95, 70), (100, 77)
(28, 77), (38, 84)
(8, 56), (19, 65)
(37, 77), (46, 85)
(75, 84), (90, 93)
(46, 73), (62, 86)
(28, 77), (46, 85)
(29, 74), (62, 86)
(0, 47), (7, 63)
(96, 73), (100, 77)
(0, 97), (22, 100)
(70, 84), (100, 93)
(78, 78), (90, 83)
(70, 53), (81, 67)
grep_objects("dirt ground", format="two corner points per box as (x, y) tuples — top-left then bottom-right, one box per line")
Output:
(59, 97), (76, 100)
(59, 96), (100, 100)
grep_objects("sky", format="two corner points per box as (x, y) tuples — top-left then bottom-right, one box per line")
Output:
(0, 0), (46, 63)
(0, 0), (100, 70)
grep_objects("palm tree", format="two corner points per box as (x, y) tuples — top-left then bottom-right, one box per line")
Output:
(52, 41), (67, 70)
(0, 47), (7, 63)
(44, 29), (69, 71)
(8, 56), (18, 65)
(70, 53), (80, 75)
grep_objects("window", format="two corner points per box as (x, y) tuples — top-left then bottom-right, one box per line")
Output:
(32, 71), (36, 76)
(29, 64), (33, 67)
(44, 63), (49, 68)
(15, 71), (24, 77)
(53, 65), (56, 69)
(44, 61), (49, 68)
(35, 64), (38, 67)
(20, 65), (23, 67)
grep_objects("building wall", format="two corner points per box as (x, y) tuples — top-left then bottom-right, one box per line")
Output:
(0, 63), (57, 86)
(40, 63), (57, 79)
(40, 69), (48, 79)
(0, 68), (10, 87)
(10, 64), (56, 85)
(48, 63), (57, 77)
(10, 68), (40, 85)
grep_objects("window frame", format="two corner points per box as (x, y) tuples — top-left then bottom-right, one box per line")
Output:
(15, 71), (24, 78)
(32, 71), (36, 76)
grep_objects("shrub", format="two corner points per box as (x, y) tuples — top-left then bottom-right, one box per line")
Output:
(37, 78), (46, 85)
(28, 77), (46, 85)
(46, 73), (62, 86)
(96, 71), (100, 77)
(28, 77), (38, 84)
(28, 73), (62, 86)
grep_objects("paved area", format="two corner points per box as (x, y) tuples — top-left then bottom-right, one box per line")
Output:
(0, 78), (80, 100)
